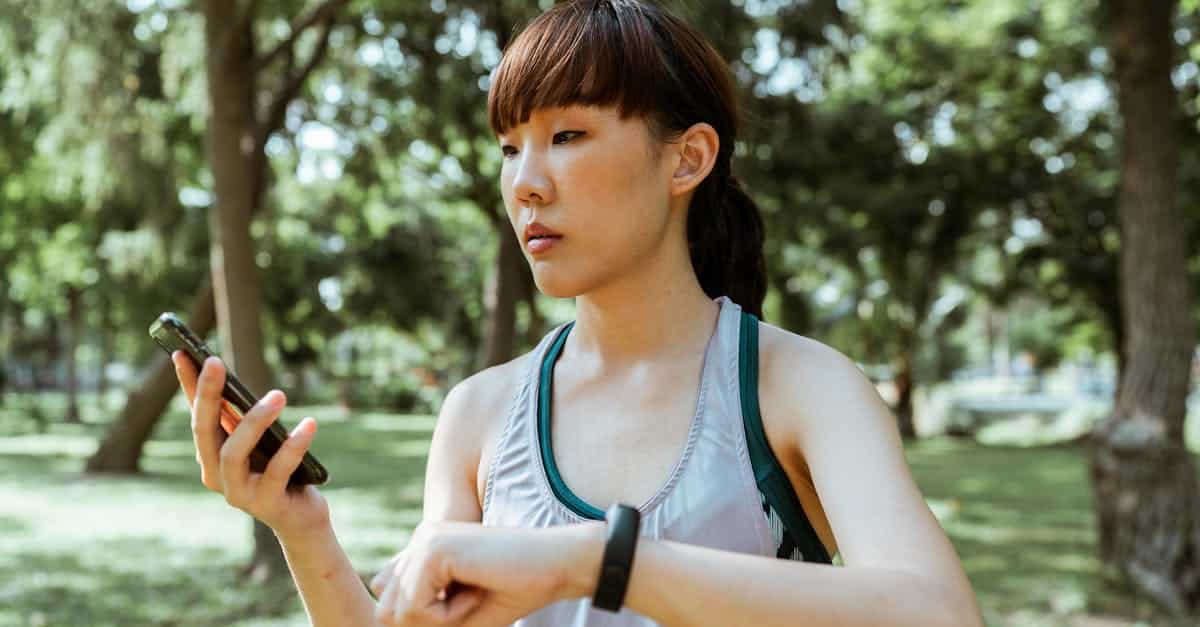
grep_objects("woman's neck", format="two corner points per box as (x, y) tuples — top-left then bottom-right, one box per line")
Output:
(566, 248), (720, 374)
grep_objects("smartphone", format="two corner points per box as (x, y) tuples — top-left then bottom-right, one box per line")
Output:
(150, 312), (329, 487)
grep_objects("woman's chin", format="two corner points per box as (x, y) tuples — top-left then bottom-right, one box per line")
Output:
(531, 270), (590, 299)
(534, 281), (583, 299)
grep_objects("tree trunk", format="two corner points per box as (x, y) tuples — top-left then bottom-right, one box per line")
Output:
(205, 0), (287, 584)
(64, 286), (82, 423)
(989, 307), (1011, 380)
(1089, 0), (1200, 617)
(41, 314), (60, 391)
(893, 344), (917, 439)
(86, 279), (216, 474)
(475, 226), (525, 370)
(0, 284), (8, 408)
(97, 267), (113, 409)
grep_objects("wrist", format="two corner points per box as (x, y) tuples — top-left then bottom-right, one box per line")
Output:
(273, 512), (334, 546)
(561, 522), (607, 600)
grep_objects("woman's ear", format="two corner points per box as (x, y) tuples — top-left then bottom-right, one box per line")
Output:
(668, 122), (720, 197)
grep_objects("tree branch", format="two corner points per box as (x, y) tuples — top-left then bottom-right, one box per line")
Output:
(235, 0), (259, 31)
(254, 0), (349, 71)
(257, 14), (335, 149)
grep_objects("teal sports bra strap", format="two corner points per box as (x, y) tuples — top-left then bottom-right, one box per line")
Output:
(739, 311), (832, 564)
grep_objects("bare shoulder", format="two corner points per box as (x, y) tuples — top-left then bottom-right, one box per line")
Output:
(440, 349), (533, 467)
(444, 352), (532, 425)
(424, 351), (533, 521)
(755, 322), (885, 452)
(756, 321), (982, 622)
(753, 322), (886, 556)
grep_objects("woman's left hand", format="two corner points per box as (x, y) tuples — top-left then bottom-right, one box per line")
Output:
(370, 520), (603, 626)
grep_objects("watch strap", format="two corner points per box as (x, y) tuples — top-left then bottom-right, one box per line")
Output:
(592, 503), (640, 612)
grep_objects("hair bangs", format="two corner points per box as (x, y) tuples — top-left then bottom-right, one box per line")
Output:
(488, 1), (666, 136)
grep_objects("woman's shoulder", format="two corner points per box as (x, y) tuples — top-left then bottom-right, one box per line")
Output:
(756, 320), (865, 384)
(755, 320), (886, 450)
(447, 351), (535, 420)
(445, 346), (549, 511)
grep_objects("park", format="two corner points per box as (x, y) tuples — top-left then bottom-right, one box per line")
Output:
(1, 0), (1198, 625)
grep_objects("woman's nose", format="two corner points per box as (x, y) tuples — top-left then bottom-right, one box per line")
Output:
(511, 152), (554, 206)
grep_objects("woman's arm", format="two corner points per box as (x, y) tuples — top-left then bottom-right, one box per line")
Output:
(365, 338), (982, 626)
(556, 334), (983, 626)
(561, 525), (979, 627)
(281, 372), (491, 627)
(276, 520), (381, 627)
(172, 353), (381, 627)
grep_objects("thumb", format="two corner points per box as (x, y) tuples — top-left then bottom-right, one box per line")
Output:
(436, 586), (484, 623)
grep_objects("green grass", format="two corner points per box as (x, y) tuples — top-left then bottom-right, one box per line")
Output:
(0, 394), (429, 627)
(0, 391), (1182, 626)
(906, 438), (1176, 626)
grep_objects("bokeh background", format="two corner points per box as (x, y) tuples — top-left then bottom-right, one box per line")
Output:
(1, 0), (1198, 625)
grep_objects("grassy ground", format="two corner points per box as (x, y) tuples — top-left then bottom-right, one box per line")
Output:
(0, 392), (1182, 626)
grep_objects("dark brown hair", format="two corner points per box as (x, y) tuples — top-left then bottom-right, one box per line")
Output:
(487, 0), (768, 319)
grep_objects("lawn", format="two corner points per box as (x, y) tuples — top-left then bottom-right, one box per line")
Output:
(0, 392), (1180, 626)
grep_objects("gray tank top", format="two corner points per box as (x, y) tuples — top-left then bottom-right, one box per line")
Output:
(481, 296), (821, 626)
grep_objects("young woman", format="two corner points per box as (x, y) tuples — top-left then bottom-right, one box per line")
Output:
(172, 1), (983, 625)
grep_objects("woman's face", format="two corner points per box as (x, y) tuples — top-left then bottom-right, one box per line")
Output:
(497, 104), (676, 298)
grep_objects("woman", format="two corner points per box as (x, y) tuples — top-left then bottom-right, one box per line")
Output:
(173, 1), (983, 625)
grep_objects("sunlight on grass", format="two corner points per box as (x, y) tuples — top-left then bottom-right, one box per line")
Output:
(0, 402), (431, 626)
(905, 438), (1179, 626)
(357, 413), (438, 432)
(0, 433), (98, 456)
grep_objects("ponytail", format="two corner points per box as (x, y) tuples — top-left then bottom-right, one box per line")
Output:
(686, 168), (768, 320)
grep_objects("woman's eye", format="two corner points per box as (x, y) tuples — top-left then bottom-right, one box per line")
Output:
(553, 131), (584, 144)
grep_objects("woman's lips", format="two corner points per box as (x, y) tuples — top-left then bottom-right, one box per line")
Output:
(527, 236), (561, 254)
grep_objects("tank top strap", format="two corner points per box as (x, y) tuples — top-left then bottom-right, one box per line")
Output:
(738, 309), (832, 564)
(481, 321), (573, 520)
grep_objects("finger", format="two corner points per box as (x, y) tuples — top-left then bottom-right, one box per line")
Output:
(369, 573), (387, 601)
(173, 352), (210, 455)
(220, 389), (286, 489)
(435, 586), (483, 624)
(258, 417), (317, 495)
(193, 356), (227, 439)
(370, 553), (405, 599)
(172, 351), (198, 404)
(370, 568), (390, 599)
(200, 401), (233, 458)
(375, 561), (409, 626)
(400, 540), (465, 625)
(178, 357), (238, 437)
(186, 356), (229, 490)
(218, 401), (241, 436)
(405, 553), (451, 624)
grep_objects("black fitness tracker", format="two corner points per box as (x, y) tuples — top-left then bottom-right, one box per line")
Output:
(592, 502), (641, 612)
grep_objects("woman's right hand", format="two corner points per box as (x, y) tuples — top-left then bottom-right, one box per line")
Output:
(173, 351), (331, 541)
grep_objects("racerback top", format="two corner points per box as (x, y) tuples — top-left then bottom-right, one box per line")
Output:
(480, 295), (832, 626)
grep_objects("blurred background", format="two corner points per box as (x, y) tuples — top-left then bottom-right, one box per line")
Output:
(0, 0), (1198, 625)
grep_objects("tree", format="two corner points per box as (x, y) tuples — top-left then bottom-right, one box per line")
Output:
(199, 0), (350, 583)
(342, 1), (541, 371)
(1088, 0), (1200, 617)
(87, 280), (214, 473)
